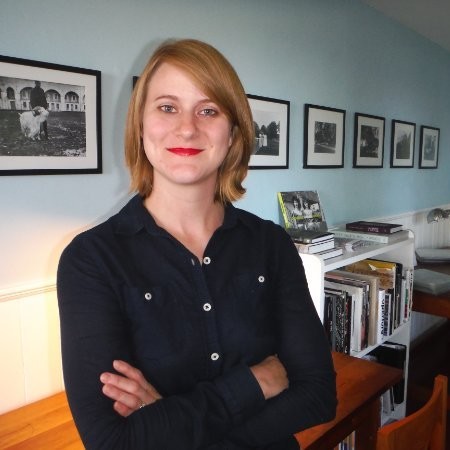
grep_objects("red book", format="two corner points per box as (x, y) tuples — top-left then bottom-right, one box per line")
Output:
(345, 221), (403, 234)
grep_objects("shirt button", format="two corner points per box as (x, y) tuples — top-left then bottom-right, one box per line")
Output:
(203, 303), (212, 311)
(203, 256), (211, 265)
(210, 352), (219, 361)
(144, 292), (152, 301)
(258, 275), (265, 283)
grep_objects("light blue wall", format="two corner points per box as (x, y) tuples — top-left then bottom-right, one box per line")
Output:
(1, 0), (450, 287)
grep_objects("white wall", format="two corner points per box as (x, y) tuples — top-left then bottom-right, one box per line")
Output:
(1, 0), (450, 412)
(0, 284), (62, 413)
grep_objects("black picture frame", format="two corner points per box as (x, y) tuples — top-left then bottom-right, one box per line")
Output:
(390, 119), (415, 168)
(419, 125), (440, 169)
(0, 55), (102, 175)
(353, 113), (385, 168)
(304, 104), (345, 168)
(247, 94), (290, 169)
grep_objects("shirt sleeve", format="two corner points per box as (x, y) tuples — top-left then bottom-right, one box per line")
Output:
(224, 227), (337, 448)
(57, 235), (265, 450)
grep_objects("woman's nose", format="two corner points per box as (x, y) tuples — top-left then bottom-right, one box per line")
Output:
(176, 112), (198, 138)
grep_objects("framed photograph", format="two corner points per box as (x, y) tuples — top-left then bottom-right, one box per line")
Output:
(304, 104), (345, 168)
(353, 113), (385, 168)
(0, 55), (101, 175)
(419, 125), (440, 169)
(247, 94), (289, 169)
(390, 119), (415, 168)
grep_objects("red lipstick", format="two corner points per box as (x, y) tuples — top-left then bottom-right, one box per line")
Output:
(167, 147), (202, 156)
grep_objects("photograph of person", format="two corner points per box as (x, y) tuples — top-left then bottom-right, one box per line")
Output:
(57, 38), (336, 450)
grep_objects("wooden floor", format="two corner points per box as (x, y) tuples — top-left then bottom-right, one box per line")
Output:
(407, 320), (450, 450)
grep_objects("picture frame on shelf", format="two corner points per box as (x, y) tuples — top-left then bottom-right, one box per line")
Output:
(0, 55), (102, 175)
(353, 113), (385, 168)
(419, 125), (440, 169)
(304, 103), (345, 168)
(247, 94), (290, 169)
(390, 119), (415, 168)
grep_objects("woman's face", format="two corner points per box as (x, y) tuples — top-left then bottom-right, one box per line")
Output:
(142, 63), (233, 192)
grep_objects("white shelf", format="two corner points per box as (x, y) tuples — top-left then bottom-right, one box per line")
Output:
(299, 232), (414, 422)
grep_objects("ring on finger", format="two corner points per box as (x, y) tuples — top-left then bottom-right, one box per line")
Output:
(139, 401), (146, 409)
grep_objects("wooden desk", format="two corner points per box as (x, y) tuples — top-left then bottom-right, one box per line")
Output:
(295, 352), (402, 450)
(0, 353), (401, 450)
(0, 391), (82, 449)
(412, 262), (450, 319)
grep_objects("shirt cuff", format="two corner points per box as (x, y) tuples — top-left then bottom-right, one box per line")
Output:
(214, 363), (265, 425)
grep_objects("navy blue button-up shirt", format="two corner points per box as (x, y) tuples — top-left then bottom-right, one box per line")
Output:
(57, 195), (336, 449)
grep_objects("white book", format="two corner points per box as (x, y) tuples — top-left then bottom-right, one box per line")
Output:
(332, 229), (410, 244)
(377, 289), (386, 344)
(294, 238), (335, 254)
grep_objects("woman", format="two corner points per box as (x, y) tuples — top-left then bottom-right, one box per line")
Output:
(57, 38), (336, 450)
(289, 196), (303, 229)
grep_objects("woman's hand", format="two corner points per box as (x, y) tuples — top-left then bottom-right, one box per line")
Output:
(250, 355), (289, 400)
(100, 360), (162, 417)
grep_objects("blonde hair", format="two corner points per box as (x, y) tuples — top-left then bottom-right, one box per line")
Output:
(124, 39), (254, 204)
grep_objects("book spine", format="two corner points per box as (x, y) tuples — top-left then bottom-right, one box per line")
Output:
(294, 240), (334, 253)
(346, 224), (395, 233)
(333, 229), (390, 243)
(335, 294), (346, 353)
(277, 192), (291, 229)
(377, 289), (385, 344)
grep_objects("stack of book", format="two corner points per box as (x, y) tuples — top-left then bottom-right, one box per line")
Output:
(291, 230), (343, 260)
(332, 220), (410, 244)
(323, 258), (413, 355)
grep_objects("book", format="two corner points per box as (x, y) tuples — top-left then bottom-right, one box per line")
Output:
(325, 274), (369, 352)
(294, 238), (335, 254)
(314, 246), (343, 260)
(370, 342), (407, 404)
(345, 258), (402, 335)
(382, 292), (393, 337)
(346, 221), (403, 234)
(324, 288), (352, 354)
(290, 229), (334, 244)
(277, 190), (328, 232)
(377, 289), (386, 343)
(332, 229), (410, 244)
(331, 269), (380, 346)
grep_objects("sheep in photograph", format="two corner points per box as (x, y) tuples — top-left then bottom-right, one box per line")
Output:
(18, 106), (49, 140)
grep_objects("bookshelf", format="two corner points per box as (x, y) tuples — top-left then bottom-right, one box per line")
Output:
(299, 231), (415, 421)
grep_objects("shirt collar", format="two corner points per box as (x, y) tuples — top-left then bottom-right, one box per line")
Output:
(111, 194), (249, 236)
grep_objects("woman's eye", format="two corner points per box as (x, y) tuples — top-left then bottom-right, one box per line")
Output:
(199, 108), (217, 116)
(160, 105), (176, 113)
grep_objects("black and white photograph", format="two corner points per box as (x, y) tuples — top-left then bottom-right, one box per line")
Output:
(419, 125), (440, 169)
(304, 104), (345, 168)
(353, 113), (385, 168)
(390, 119), (415, 168)
(247, 94), (289, 169)
(0, 55), (101, 175)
